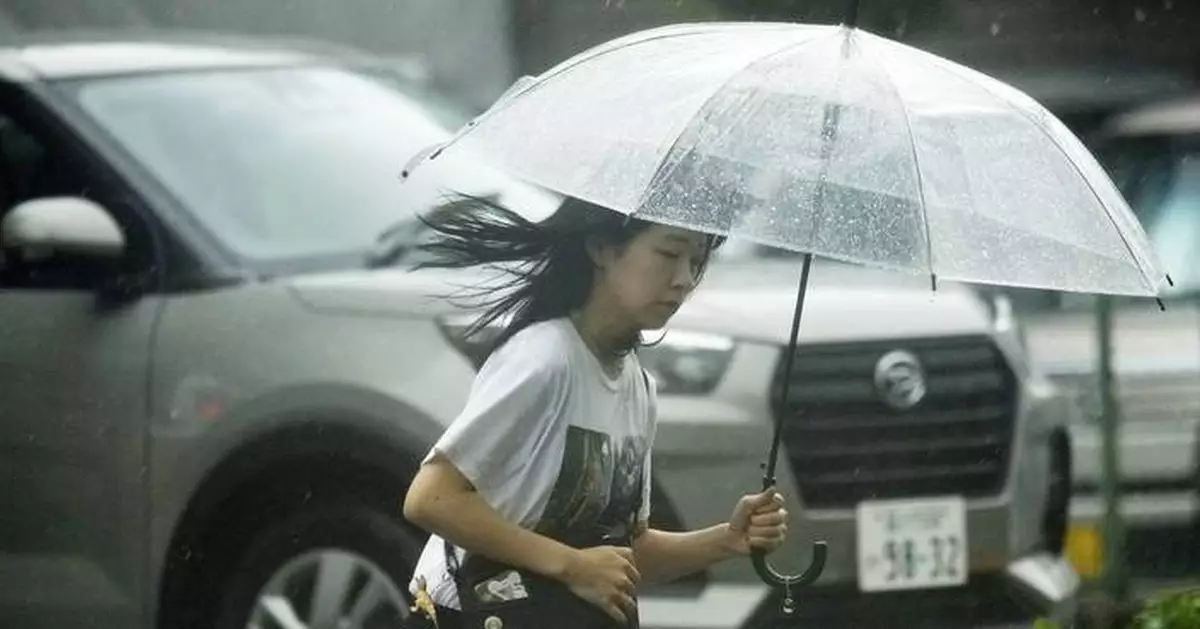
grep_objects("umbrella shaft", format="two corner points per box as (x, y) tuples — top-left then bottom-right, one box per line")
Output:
(845, 0), (861, 27)
(763, 252), (814, 492)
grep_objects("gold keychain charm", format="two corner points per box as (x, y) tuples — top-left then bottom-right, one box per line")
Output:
(410, 575), (439, 628)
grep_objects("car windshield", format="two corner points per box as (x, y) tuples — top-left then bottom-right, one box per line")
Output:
(55, 64), (472, 268)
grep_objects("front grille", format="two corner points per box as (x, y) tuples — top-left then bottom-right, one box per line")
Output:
(773, 335), (1017, 509)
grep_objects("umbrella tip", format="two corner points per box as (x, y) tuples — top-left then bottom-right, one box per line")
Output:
(1157, 297), (1167, 312)
(930, 273), (938, 292)
(1166, 274), (1175, 287)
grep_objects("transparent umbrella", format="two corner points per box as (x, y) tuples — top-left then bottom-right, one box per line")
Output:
(402, 13), (1172, 618)
(415, 22), (1169, 297)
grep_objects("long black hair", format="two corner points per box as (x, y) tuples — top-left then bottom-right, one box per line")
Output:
(410, 193), (723, 353)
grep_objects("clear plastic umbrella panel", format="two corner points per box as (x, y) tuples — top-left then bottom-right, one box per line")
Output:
(401, 17), (1171, 619)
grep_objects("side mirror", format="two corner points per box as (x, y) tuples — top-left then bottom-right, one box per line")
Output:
(1, 196), (125, 259)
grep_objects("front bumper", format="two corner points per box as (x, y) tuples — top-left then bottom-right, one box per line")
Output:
(637, 552), (1079, 629)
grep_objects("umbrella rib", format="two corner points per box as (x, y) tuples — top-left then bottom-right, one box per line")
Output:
(907, 50), (1166, 293)
(1038, 136), (1162, 294)
(630, 28), (840, 219)
(1031, 132), (1161, 294)
(536, 23), (787, 85)
(419, 27), (770, 165)
(865, 39), (936, 290)
(473, 24), (796, 140)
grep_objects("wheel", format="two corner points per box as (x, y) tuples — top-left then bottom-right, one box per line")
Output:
(212, 502), (423, 629)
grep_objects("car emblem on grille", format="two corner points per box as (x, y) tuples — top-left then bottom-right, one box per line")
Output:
(874, 350), (927, 410)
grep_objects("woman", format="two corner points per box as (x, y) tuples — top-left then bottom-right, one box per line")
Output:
(402, 194), (790, 628)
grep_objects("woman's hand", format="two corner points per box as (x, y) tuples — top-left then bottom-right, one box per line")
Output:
(562, 545), (641, 624)
(724, 489), (789, 556)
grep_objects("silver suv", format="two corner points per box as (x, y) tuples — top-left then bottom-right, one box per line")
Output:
(0, 33), (538, 629)
(0, 34), (1078, 629)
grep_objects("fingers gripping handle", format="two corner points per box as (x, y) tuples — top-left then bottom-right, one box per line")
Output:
(753, 464), (825, 616)
(751, 542), (828, 617)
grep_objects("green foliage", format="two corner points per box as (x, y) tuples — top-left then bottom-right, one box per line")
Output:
(1032, 589), (1200, 629)
(1127, 588), (1200, 629)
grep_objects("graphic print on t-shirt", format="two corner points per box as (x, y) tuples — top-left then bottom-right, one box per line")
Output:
(535, 425), (647, 545)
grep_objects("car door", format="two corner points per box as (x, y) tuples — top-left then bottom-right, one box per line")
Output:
(0, 82), (162, 629)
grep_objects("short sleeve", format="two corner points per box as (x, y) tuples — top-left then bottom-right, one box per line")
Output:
(636, 369), (659, 528)
(427, 327), (570, 498)
(636, 447), (653, 527)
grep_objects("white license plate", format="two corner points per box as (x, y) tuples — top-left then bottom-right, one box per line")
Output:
(856, 496), (968, 592)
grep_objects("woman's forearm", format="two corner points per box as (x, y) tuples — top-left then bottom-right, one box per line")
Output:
(404, 463), (577, 581)
(632, 524), (740, 585)
(410, 489), (577, 579)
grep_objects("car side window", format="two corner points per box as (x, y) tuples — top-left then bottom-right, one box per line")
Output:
(0, 103), (150, 292)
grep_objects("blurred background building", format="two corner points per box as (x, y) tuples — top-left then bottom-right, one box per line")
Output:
(0, 0), (515, 109)
(2, 0), (1199, 122)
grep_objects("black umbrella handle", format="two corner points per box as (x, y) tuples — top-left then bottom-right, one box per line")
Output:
(751, 542), (828, 616)
(749, 253), (828, 617)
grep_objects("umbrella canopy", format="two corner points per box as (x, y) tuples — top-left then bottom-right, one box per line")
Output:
(410, 22), (1170, 298)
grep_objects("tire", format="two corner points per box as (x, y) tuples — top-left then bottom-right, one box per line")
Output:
(212, 501), (424, 629)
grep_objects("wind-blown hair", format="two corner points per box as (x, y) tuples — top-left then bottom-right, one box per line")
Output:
(411, 193), (723, 352)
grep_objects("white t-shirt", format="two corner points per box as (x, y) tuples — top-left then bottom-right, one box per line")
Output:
(408, 317), (658, 609)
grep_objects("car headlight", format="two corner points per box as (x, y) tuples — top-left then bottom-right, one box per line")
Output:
(638, 329), (735, 396)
